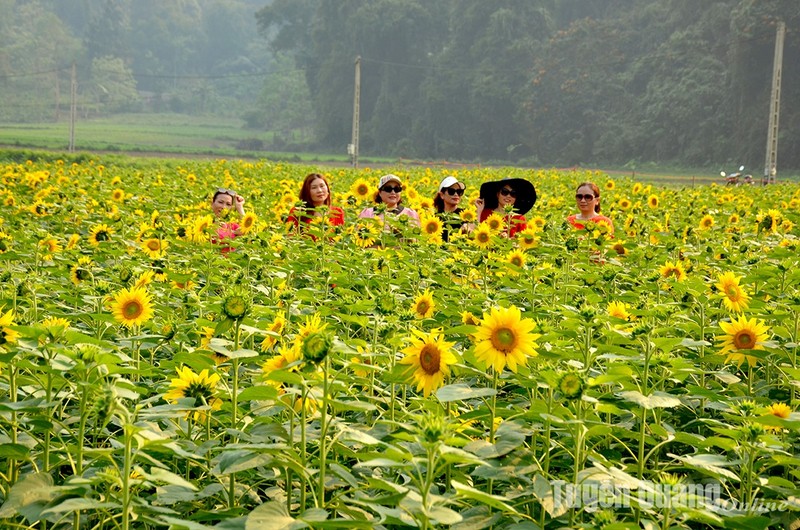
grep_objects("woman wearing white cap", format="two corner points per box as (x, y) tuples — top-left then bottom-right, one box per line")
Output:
(433, 176), (474, 242)
(358, 174), (420, 230)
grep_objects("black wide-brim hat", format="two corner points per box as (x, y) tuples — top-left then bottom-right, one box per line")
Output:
(479, 178), (537, 216)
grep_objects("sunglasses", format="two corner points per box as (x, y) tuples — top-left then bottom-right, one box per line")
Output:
(216, 188), (237, 197)
(443, 187), (465, 196)
(499, 188), (517, 197)
(576, 194), (596, 201)
(381, 186), (403, 193)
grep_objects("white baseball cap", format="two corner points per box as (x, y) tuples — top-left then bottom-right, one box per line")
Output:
(378, 174), (402, 189)
(438, 176), (463, 191)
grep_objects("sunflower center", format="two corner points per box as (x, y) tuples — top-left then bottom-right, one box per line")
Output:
(147, 240), (161, 251)
(122, 300), (144, 319)
(96, 230), (110, 242)
(510, 257), (523, 267)
(477, 232), (490, 243)
(725, 286), (741, 300)
(419, 344), (441, 375)
(491, 327), (516, 353)
(733, 329), (756, 350)
(416, 301), (430, 316)
(185, 381), (214, 402)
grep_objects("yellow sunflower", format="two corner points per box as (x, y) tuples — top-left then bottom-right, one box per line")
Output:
(164, 366), (222, 421)
(472, 305), (539, 373)
(70, 256), (94, 285)
(350, 178), (372, 200)
(632, 182), (643, 195)
(38, 236), (61, 255)
(718, 315), (770, 367)
(66, 233), (80, 250)
(352, 221), (379, 248)
(473, 224), (493, 249)
(605, 180), (615, 190)
(647, 195), (659, 209)
(765, 402), (791, 431)
(400, 329), (457, 397)
(420, 215), (443, 242)
(110, 286), (154, 328)
(412, 290), (435, 319)
(715, 271), (750, 313)
(517, 228), (539, 250)
(460, 208), (476, 223)
(240, 212), (258, 234)
(505, 249), (526, 269)
(659, 261), (687, 282)
(141, 238), (168, 259)
(260, 312), (287, 351)
(699, 214), (714, 230)
(618, 198), (632, 210)
(461, 311), (479, 326)
(0, 309), (21, 349)
(111, 188), (125, 202)
(485, 213), (505, 232)
(607, 301), (630, 320)
(610, 240), (628, 256)
(88, 223), (115, 246)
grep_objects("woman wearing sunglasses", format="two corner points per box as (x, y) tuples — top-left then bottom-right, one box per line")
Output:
(433, 176), (474, 242)
(475, 177), (537, 237)
(287, 173), (345, 236)
(358, 174), (420, 229)
(566, 182), (614, 235)
(210, 187), (246, 254)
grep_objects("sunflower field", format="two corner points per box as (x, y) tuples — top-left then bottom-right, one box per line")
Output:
(1, 156), (800, 530)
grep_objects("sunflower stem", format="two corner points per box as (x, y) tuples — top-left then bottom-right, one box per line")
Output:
(228, 320), (241, 509)
(317, 356), (329, 508)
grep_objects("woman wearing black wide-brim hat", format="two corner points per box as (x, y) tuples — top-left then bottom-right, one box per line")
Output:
(475, 177), (537, 237)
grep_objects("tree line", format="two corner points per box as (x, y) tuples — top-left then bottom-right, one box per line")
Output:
(257, 0), (800, 170)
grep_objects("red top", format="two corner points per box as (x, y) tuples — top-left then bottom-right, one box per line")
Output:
(566, 214), (614, 235)
(479, 209), (527, 237)
(287, 207), (345, 240)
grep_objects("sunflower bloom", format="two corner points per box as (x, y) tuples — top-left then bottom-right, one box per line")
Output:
(400, 329), (457, 397)
(0, 309), (21, 348)
(70, 257), (94, 285)
(484, 213), (504, 232)
(420, 215), (443, 243)
(472, 305), (539, 373)
(164, 366), (222, 421)
(350, 178), (372, 200)
(88, 224), (115, 246)
(718, 315), (770, 367)
(764, 402), (791, 431)
(715, 272), (750, 313)
(141, 238), (168, 259)
(607, 301), (630, 320)
(111, 286), (154, 328)
(505, 249), (526, 270)
(659, 261), (687, 282)
(473, 224), (493, 249)
(240, 212), (258, 234)
(647, 195), (659, 209)
(698, 214), (714, 230)
(412, 290), (435, 319)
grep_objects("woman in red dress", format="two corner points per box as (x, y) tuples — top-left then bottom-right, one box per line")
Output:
(287, 173), (344, 236)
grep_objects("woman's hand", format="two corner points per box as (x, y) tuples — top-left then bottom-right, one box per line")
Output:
(474, 198), (484, 219)
(234, 194), (245, 216)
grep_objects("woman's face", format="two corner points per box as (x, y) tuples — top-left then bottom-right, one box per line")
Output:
(496, 185), (517, 208)
(576, 185), (598, 215)
(379, 181), (402, 208)
(439, 183), (465, 209)
(212, 192), (234, 217)
(309, 177), (329, 207)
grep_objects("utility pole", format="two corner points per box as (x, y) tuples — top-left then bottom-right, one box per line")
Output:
(69, 62), (77, 153)
(349, 56), (361, 168)
(763, 21), (785, 185)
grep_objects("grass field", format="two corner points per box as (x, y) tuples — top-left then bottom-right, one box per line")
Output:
(1, 113), (797, 184)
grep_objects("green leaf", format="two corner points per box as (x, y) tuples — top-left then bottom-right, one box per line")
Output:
(41, 498), (119, 515)
(436, 383), (496, 403)
(618, 391), (681, 409)
(0, 472), (54, 519)
(145, 467), (198, 491)
(245, 501), (308, 530)
(0, 443), (30, 459)
(451, 480), (519, 514)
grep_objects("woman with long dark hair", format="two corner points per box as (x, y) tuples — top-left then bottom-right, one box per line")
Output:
(287, 173), (345, 232)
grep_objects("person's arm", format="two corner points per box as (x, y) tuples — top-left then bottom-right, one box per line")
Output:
(233, 193), (246, 217)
